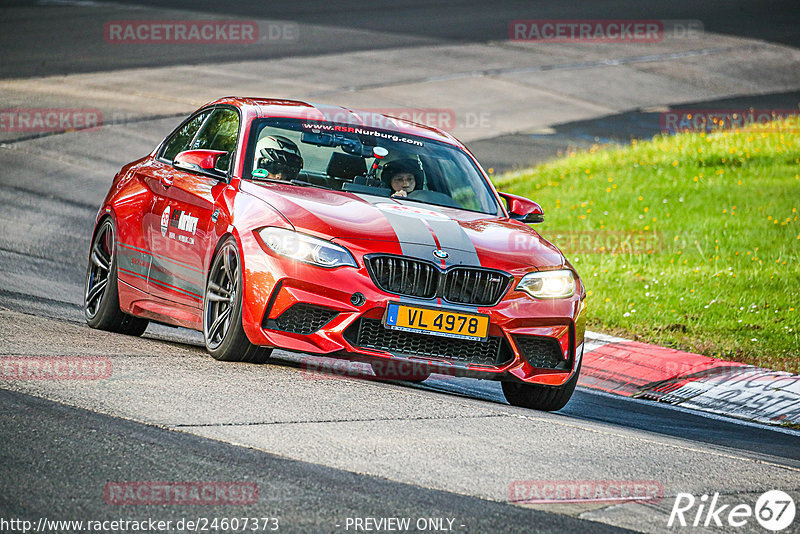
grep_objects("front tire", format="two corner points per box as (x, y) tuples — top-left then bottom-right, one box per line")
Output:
(502, 360), (581, 412)
(84, 218), (148, 336)
(203, 237), (272, 364)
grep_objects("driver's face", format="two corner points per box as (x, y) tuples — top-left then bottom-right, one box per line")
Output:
(391, 172), (416, 193)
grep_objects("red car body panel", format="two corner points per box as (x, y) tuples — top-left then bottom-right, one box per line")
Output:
(96, 97), (586, 386)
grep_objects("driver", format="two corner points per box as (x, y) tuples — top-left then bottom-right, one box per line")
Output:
(382, 159), (423, 198)
(256, 135), (303, 181)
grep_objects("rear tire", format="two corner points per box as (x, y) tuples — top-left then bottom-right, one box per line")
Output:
(203, 237), (272, 364)
(84, 218), (149, 336)
(502, 359), (581, 412)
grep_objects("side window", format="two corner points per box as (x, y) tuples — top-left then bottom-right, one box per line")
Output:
(192, 108), (240, 171)
(161, 111), (210, 162)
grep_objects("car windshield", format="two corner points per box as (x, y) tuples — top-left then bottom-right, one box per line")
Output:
(244, 117), (502, 215)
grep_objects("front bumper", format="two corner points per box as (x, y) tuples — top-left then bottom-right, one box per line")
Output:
(239, 232), (585, 386)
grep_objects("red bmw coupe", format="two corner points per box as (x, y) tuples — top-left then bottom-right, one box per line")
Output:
(84, 97), (586, 411)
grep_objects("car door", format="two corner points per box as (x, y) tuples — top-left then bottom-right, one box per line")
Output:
(145, 107), (239, 310)
(116, 110), (211, 298)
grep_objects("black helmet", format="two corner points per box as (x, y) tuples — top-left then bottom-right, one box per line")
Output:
(381, 159), (423, 189)
(257, 135), (303, 180)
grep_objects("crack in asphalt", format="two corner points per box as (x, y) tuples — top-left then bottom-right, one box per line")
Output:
(0, 183), (98, 217)
(0, 112), (187, 145)
(0, 43), (775, 147)
(0, 244), (87, 267)
(310, 44), (770, 95)
(0, 288), (82, 311)
(171, 413), (511, 428)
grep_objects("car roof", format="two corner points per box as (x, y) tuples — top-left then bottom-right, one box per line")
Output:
(204, 96), (464, 148)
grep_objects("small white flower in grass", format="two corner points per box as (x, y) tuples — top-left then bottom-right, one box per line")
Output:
(751, 338), (758, 341)
(623, 312), (631, 317)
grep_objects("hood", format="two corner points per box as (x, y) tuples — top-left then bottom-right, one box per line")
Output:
(241, 181), (565, 271)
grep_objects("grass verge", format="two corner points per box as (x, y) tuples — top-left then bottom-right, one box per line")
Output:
(493, 120), (799, 373)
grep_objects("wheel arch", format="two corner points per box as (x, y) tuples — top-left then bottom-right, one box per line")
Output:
(204, 229), (264, 346)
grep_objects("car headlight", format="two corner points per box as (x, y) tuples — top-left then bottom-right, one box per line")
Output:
(257, 227), (357, 268)
(516, 269), (576, 299)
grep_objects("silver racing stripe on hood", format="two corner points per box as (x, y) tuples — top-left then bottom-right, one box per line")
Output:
(424, 218), (481, 267)
(377, 209), (437, 250)
(358, 195), (482, 267)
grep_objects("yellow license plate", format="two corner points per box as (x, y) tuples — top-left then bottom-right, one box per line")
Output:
(384, 302), (489, 341)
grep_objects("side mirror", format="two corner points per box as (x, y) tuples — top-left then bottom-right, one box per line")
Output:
(173, 149), (229, 178)
(498, 192), (544, 224)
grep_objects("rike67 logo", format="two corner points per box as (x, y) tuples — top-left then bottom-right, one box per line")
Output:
(668, 490), (796, 531)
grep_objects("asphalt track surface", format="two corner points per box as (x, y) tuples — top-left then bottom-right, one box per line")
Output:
(1, 2), (800, 533)
(2, 0), (799, 78)
(1, 389), (634, 534)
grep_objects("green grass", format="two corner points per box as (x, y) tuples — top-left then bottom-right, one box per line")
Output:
(493, 121), (800, 373)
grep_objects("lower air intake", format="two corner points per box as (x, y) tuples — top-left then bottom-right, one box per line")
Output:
(514, 335), (569, 370)
(344, 318), (512, 367)
(267, 304), (338, 335)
